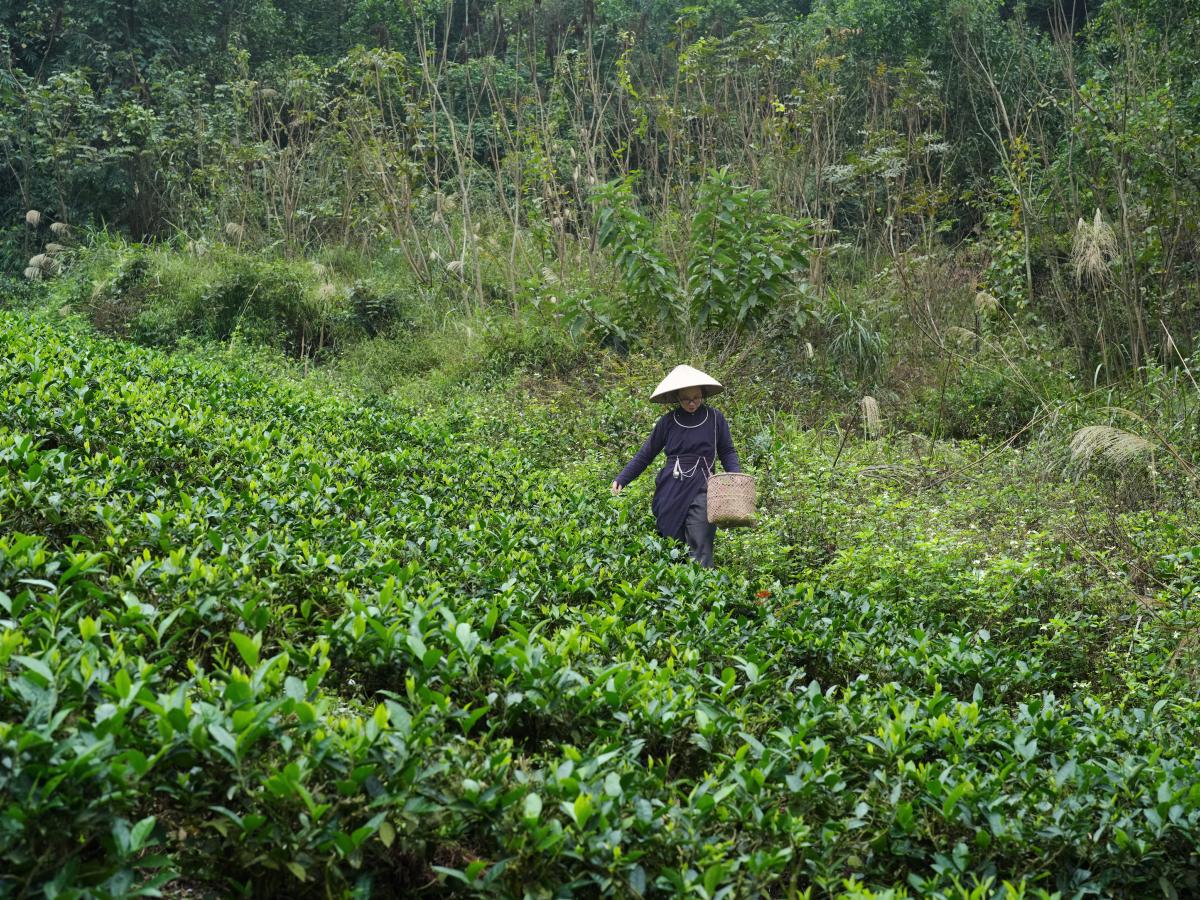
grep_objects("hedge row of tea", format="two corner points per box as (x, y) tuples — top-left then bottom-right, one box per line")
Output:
(2, 311), (1198, 898)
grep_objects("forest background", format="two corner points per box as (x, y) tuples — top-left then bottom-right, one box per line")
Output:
(3, 0), (1200, 895)
(3, 0), (1198, 402)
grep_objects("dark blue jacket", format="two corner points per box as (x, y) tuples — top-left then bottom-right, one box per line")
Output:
(616, 405), (740, 541)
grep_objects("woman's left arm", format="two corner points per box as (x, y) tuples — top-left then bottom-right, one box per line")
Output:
(717, 413), (742, 473)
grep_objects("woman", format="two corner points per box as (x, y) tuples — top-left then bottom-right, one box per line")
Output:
(611, 365), (741, 568)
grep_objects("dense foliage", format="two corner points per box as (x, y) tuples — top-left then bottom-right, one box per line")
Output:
(2, 308), (1198, 897)
(3, 0), (1198, 368)
(3, 0), (1200, 895)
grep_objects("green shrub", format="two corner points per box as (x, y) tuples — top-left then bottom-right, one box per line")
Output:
(902, 356), (1054, 441)
(0, 272), (42, 308)
(482, 316), (588, 377)
(133, 251), (349, 358)
(591, 169), (811, 344)
(331, 330), (443, 394)
(818, 286), (886, 385)
(48, 239), (371, 360)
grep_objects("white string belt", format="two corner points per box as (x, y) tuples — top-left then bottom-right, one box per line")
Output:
(671, 453), (714, 481)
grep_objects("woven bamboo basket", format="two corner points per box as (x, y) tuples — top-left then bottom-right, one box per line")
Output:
(707, 473), (757, 527)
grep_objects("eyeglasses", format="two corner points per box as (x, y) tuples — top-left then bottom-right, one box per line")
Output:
(677, 394), (704, 404)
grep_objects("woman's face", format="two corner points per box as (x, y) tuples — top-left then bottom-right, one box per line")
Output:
(676, 387), (704, 413)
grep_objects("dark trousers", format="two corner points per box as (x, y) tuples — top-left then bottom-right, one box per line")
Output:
(684, 489), (716, 568)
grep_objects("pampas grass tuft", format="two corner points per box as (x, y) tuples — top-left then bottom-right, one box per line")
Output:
(973, 290), (999, 316)
(1069, 425), (1153, 473)
(25, 210), (42, 227)
(1071, 208), (1117, 286)
(23, 266), (42, 281)
(49, 221), (70, 237)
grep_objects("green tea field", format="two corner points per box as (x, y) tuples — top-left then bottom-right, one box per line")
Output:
(2, 309), (1198, 898)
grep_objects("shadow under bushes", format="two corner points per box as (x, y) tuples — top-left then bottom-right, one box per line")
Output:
(132, 252), (350, 359)
(481, 317), (589, 378)
(899, 353), (1066, 442)
(50, 239), (451, 366)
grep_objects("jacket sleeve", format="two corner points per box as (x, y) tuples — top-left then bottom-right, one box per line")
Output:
(616, 416), (668, 486)
(717, 412), (741, 473)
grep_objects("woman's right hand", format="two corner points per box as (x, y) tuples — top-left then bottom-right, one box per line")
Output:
(611, 481), (623, 495)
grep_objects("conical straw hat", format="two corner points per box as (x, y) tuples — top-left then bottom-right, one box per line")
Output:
(649, 365), (723, 403)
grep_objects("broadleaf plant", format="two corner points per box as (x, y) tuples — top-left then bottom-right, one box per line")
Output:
(591, 168), (811, 344)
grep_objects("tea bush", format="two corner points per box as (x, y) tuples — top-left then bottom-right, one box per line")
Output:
(1, 309), (1199, 897)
